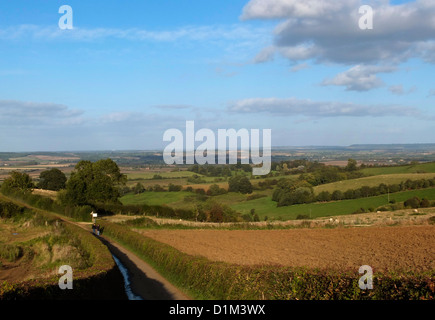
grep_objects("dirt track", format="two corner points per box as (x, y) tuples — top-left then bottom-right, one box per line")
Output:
(97, 234), (190, 300)
(74, 222), (190, 300)
(136, 225), (435, 273)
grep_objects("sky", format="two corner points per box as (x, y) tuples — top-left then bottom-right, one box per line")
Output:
(0, 0), (434, 152)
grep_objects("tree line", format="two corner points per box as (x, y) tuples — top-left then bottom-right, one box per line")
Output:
(272, 177), (435, 207)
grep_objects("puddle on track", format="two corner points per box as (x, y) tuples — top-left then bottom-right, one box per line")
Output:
(112, 254), (143, 300)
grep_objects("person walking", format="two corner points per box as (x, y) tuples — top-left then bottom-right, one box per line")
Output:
(96, 224), (100, 236)
(92, 223), (96, 234)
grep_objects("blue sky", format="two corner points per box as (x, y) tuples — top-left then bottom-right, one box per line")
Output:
(0, 0), (434, 151)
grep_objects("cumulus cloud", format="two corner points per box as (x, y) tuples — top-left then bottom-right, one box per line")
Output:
(321, 65), (396, 91)
(242, 0), (435, 65)
(290, 63), (310, 72)
(389, 84), (416, 95)
(0, 100), (84, 125)
(228, 97), (421, 118)
(241, 0), (351, 20)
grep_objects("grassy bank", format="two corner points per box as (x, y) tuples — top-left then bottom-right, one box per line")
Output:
(0, 197), (126, 300)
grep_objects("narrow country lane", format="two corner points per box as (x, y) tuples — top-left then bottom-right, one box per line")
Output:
(76, 222), (191, 300)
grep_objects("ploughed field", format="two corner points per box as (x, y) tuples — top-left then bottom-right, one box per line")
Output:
(136, 225), (435, 273)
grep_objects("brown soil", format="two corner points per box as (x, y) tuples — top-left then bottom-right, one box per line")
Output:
(136, 225), (435, 273)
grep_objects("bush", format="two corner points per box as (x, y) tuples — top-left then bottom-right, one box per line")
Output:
(420, 198), (431, 208)
(404, 197), (421, 209)
(228, 175), (253, 194)
(168, 184), (183, 192)
(207, 184), (227, 196)
(0, 200), (24, 219)
(0, 244), (23, 262)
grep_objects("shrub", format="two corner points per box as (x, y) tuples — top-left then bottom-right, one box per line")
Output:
(420, 198), (431, 208)
(404, 197), (421, 209)
(168, 184), (183, 192)
(0, 200), (24, 219)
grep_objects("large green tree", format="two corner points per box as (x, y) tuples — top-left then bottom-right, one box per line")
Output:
(228, 175), (253, 194)
(62, 159), (127, 206)
(38, 168), (67, 191)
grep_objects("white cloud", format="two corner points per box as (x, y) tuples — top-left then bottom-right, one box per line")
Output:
(228, 97), (421, 118)
(241, 0), (352, 20)
(290, 63), (310, 72)
(321, 65), (396, 91)
(242, 0), (435, 65)
(389, 85), (416, 95)
(0, 100), (83, 125)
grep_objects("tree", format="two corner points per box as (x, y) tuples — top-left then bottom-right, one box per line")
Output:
(63, 159), (126, 206)
(207, 184), (227, 196)
(209, 202), (224, 222)
(228, 175), (253, 194)
(404, 196), (420, 209)
(316, 191), (332, 202)
(168, 183), (182, 192)
(133, 182), (145, 194)
(346, 158), (358, 172)
(38, 168), (67, 191)
(420, 198), (431, 208)
(1, 171), (34, 194)
(331, 190), (344, 201)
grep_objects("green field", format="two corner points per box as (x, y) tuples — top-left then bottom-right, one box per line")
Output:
(121, 190), (196, 207)
(120, 187), (435, 221)
(119, 162), (435, 222)
(231, 188), (435, 220)
(361, 162), (435, 176)
(125, 170), (202, 180)
(314, 173), (435, 194)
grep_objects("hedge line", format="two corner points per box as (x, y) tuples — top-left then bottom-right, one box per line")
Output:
(101, 220), (435, 300)
(0, 199), (126, 300)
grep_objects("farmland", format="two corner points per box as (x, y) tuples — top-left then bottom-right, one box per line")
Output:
(313, 173), (435, 193)
(230, 187), (435, 220)
(1, 149), (435, 300)
(135, 225), (435, 272)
